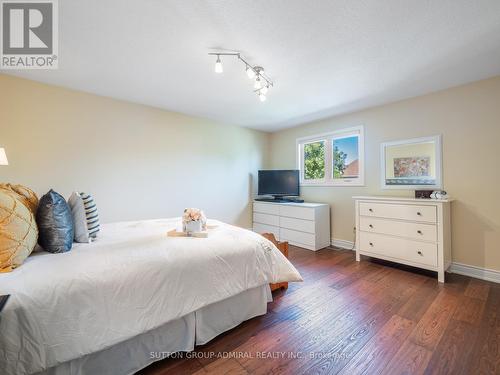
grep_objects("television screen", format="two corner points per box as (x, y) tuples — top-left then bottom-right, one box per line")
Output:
(258, 170), (300, 196)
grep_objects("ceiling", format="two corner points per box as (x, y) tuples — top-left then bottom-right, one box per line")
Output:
(7, 0), (500, 132)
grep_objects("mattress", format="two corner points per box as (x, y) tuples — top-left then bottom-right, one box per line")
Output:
(0, 218), (301, 375)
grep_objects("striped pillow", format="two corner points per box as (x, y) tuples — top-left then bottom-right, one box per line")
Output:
(80, 192), (100, 238)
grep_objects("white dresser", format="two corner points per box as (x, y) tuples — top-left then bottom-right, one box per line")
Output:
(354, 196), (452, 282)
(253, 201), (330, 251)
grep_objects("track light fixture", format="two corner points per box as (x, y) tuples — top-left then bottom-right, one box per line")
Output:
(209, 52), (274, 102)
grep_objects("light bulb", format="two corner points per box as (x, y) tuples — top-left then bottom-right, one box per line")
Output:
(261, 85), (269, 95)
(214, 56), (223, 73)
(0, 148), (8, 165)
(259, 92), (266, 102)
(254, 76), (262, 90)
(246, 66), (255, 79)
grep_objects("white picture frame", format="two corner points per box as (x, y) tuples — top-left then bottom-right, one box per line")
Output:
(380, 135), (442, 190)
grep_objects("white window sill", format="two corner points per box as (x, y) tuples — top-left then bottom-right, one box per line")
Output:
(300, 183), (365, 187)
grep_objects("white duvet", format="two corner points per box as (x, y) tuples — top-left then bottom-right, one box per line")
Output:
(0, 219), (302, 375)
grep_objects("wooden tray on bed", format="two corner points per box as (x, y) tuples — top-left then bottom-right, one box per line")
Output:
(167, 229), (208, 238)
(167, 224), (218, 238)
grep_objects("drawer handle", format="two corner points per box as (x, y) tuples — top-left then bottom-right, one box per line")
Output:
(369, 242), (374, 246)
(417, 250), (423, 256)
(417, 230), (423, 235)
(369, 224), (373, 228)
(369, 208), (373, 212)
(417, 212), (422, 216)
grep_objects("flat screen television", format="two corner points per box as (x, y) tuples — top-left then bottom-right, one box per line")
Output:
(258, 170), (300, 197)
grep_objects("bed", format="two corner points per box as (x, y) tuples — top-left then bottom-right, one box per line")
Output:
(0, 218), (302, 375)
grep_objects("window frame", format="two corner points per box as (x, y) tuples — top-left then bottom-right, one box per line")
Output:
(296, 126), (365, 187)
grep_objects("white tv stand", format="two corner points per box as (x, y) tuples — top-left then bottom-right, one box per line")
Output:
(252, 201), (330, 251)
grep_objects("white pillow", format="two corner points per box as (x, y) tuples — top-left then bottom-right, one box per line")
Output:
(68, 192), (90, 243)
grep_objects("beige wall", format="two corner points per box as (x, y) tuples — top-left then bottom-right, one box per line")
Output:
(269, 76), (500, 272)
(2, 73), (499, 272)
(0, 74), (268, 228)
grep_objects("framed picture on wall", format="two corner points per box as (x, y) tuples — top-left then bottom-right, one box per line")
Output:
(380, 135), (442, 189)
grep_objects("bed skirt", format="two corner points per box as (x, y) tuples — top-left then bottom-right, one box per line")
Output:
(36, 285), (272, 375)
(195, 282), (272, 345)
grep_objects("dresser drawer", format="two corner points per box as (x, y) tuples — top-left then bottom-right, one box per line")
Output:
(253, 223), (280, 239)
(279, 205), (315, 220)
(280, 216), (315, 234)
(359, 202), (437, 223)
(359, 232), (437, 267)
(253, 212), (279, 226)
(253, 202), (280, 215)
(359, 216), (437, 242)
(280, 228), (315, 247)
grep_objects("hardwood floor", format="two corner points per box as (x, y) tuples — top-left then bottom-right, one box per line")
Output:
(138, 246), (500, 375)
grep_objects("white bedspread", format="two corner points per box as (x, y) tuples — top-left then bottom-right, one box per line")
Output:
(0, 219), (302, 375)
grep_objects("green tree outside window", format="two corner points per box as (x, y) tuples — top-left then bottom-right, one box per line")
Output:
(304, 141), (325, 179)
(333, 145), (348, 178)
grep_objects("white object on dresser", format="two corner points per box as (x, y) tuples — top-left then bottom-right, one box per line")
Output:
(354, 196), (452, 283)
(253, 201), (330, 251)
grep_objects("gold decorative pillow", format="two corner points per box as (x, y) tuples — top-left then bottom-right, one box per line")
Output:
(0, 190), (38, 272)
(0, 183), (39, 214)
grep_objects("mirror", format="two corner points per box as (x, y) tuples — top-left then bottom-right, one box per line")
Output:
(380, 135), (442, 189)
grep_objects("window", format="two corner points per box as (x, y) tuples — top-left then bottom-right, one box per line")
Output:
(297, 126), (364, 186)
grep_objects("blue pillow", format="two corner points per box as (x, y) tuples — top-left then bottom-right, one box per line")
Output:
(36, 189), (74, 253)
